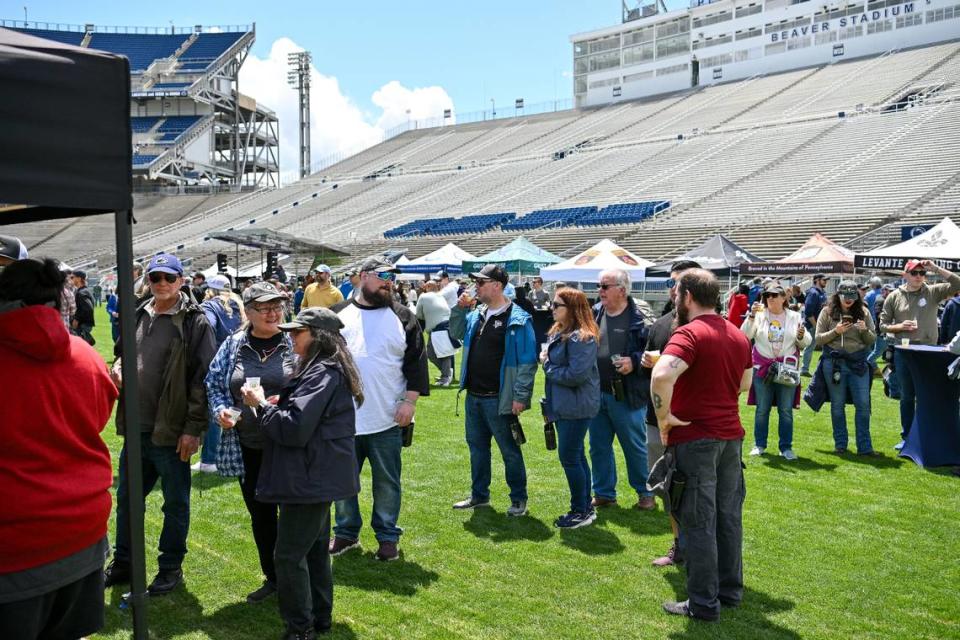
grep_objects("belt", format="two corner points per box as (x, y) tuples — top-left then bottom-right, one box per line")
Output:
(468, 390), (499, 398)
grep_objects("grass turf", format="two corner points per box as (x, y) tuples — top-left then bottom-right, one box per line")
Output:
(86, 306), (960, 639)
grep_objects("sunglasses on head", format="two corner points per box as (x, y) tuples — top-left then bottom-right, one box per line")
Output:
(148, 272), (179, 284)
(908, 270), (926, 277)
(373, 270), (396, 282)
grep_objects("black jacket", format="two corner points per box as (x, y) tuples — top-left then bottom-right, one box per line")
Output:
(593, 298), (651, 410)
(644, 310), (676, 426)
(74, 286), (95, 326)
(256, 356), (361, 504)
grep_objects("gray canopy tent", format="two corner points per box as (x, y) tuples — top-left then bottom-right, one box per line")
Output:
(0, 27), (150, 638)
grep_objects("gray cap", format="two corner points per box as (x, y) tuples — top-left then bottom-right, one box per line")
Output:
(278, 307), (344, 333)
(359, 257), (398, 273)
(0, 235), (28, 261)
(837, 280), (860, 297)
(243, 281), (284, 304)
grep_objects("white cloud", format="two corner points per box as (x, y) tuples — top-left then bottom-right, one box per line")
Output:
(239, 37), (453, 184)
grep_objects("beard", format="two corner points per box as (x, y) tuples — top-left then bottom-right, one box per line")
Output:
(674, 295), (691, 329)
(362, 283), (392, 308)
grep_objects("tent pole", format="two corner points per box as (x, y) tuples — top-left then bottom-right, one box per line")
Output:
(235, 242), (239, 282)
(114, 209), (149, 639)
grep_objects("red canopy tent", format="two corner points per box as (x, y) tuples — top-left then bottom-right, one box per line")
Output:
(740, 233), (855, 275)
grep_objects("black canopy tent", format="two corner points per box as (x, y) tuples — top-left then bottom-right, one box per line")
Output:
(209, 228), (349, 277)
(645, 234), (763, 277)
(0, 28), (149, 638)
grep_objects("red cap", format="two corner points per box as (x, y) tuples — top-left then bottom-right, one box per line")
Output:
(904, 259), (924, 272)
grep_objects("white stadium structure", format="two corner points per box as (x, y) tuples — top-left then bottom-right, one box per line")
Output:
(4, 0), (960, 281)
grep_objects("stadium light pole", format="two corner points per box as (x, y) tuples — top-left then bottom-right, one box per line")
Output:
(287, 51), (312, 179)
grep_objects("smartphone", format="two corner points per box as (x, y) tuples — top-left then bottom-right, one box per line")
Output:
(841, 314), (853, 324)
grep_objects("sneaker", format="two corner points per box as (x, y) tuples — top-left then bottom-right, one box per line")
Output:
(436, 377), (453, 387)
(103, 559), (131, 587)
(590, 496), (617, 508)
(749, 446), (765, 456)
(633, 496), (656, 511)
(328, 537), (360, 556)
(246, 580), (277, 604)
(506, 500), (528, 517)
(780, 449), (797, 461)
(662, 599), (719, 622)
(652, 539), (683, 567)
(834, 447), (848, 455)
(375, 540), (399, 562)
(147, 567), (183, 596)
(190, 461), (218, 473)
(554, 510), (596, 529)
(452, 496), (490, 510)
(894, 440), (905, 451)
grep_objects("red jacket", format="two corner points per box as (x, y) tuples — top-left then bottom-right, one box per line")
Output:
(727, 293), (748, 327)
(0, 304), (117, 573)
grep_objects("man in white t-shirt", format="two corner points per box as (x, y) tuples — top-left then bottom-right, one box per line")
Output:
(329, 258), (429, 562)
(437, 271), (460, 309)
(416, 280), (455, 386)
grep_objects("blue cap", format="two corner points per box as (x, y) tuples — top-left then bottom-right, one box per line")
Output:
(147, 253), (183, 275)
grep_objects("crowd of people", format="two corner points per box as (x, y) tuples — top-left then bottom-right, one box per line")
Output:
(2, 226), (960, 638)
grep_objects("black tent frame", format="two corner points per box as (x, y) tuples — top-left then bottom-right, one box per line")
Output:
(0, 27), (149, 639)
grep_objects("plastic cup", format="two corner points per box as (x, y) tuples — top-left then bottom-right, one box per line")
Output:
(901, 338), (910, 347)
(648, 350), (661, 365)
(225, 407), (242, 426)
(246, 377), (261, 388)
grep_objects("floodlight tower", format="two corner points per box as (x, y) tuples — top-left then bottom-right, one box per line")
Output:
(287, 51), (312, 179)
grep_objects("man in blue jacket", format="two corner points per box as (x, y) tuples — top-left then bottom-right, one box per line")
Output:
(589, 268), (655, 511)
(449, 264), (537, 517)
(800, 274), (828, 376)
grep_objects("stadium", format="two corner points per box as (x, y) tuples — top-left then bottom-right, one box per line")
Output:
(1, 1), (960, 638)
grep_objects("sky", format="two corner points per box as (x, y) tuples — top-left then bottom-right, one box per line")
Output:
(7, 1), (687, 179)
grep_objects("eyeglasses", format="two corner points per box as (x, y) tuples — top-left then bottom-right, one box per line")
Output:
(252, 304), (284, 315)
(666, 278), (677, 289)
(473, 278), (491, 287)
(373, 270), (396, 282)
(908, 270), (927, 277)
(148, 272), (179, 284)
(598, 283), (619, 290)
(551, 301), (567, 310)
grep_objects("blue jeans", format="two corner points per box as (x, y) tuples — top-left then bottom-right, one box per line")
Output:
(751, 373), (795, 452)
(334, 427), (403, 542)
(200, 419), (221, 465)
(556, 418), (592, 513)
(866, 332), (884, 369)
(893, 348), (915, 440)
(463, 394), (528, 503)
(801, 333), (816, 373)
(589, 392), (651, 500)
(114, 438), (191, 569)
(821, 358), (873, 452)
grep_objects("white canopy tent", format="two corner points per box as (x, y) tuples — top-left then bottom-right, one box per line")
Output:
(539, 239), (655, 283)
(397, 242), (478, 275)
(855, 217), (960, 272)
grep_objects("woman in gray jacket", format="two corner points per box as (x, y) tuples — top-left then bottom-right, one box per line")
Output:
(542, 287), (601, 529)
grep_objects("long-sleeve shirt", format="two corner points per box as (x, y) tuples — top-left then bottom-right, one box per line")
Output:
(879, 271), (960, 345)
(816, 306), (876, 353)
(740, 307), (810, 361)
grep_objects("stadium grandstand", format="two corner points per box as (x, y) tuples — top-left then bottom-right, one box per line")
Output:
(2, 20), (279, 189)
(5, 0), (960, 284)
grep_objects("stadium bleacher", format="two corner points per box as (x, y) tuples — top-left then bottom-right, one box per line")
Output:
(86, 32), (188, 72)
(15, 27), (84, 46)
(501, 206), (598, 231)
(176, 32), (245, 70)
(384, 217), (455, 238)
(426, 212), (517, 236)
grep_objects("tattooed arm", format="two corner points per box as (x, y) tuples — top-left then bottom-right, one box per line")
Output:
(650, 354), (691, 444)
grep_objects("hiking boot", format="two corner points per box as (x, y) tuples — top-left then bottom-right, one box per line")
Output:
(662, 599), (719, 622)
(315, 618), (332, 635)
(375, 540), (399, 562)
(590, 496), (617, 508)
(554, 510), (596, 529)
(634, 496), (656, 511)
(103, 559), (131, 587)
(328, 537), (360, 556)
(246, 580), (277, 604)
(452, 496), (490, 510)
(147, 568), (183, 596)
(506, 500), (528, 517)
(652, 538), (683, 567)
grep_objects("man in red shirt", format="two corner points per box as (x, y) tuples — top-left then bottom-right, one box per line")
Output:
(651, 269), (753, 622)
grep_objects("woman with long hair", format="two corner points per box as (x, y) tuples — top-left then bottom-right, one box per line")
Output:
(541, 287), (601, 529)
(241, 307), (362, 638)
(815, 280), (878, 455)
(204, 281), (294, 603)
(741, 282), (811, 460)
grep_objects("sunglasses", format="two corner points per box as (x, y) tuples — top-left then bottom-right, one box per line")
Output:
(148, 272), (179, 284)
(599, 283), (620, 290)
(666, 278), (677, 289)
(373, 270), (396, 282)
(551, 301), (567, 310)
(908, 270), (927, 277)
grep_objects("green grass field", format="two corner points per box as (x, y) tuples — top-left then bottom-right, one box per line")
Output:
(86, 306), (960, 639)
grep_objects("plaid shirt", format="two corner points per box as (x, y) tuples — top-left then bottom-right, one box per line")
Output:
(60, 286), (75, 330)
(204, 328), (294, 477)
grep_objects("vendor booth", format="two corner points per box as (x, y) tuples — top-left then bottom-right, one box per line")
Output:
(462, 236), (562, 277)
(855, 217), (960, 272)
(539, 239), (654, 283)
(741, 233), (855, 275)
(397, 242), (477, 275)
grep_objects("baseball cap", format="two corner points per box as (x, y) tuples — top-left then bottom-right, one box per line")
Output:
(73, 270), (87, 280)
(359, 257), (399, 273)
(242, 281), (285, 305)
(278, 307), (344, 332)
(147, 253), (183, 275)
(436, 270), (450, 280)
(837, 280), (859, 298)
(313, 264), (332, 274)
(812, 273), (827, 281)
(470, 264), (508, 285)
(762, 282), (785, 296)
(207, 274), (231, 291)
(904, 259), (924, 272)
(0, 235), (28, 261)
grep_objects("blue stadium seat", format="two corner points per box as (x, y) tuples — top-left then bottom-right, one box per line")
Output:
(384, 217), (454, 238)
(501, 206), (596, 231)
(132, 154), (158, 166)
(12, 27), (85, 46)
(426, 212), (516, 235)
(131, 116), (162, 133)
(88, 32), (189, 72)
(177, 32), (245, 71)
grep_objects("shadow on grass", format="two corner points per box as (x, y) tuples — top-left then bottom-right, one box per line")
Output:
(332, 550), (439, 596)
(191, 472), (236, 492)
(599, 504), (673, 537)
(559, 523), (626, 556)
(103, 582), (359, 639)
(462, 507), (553, 543)
(662, 571), (799, 639)
(813, 449), (906, 469)
(759, 456), (837, 474)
